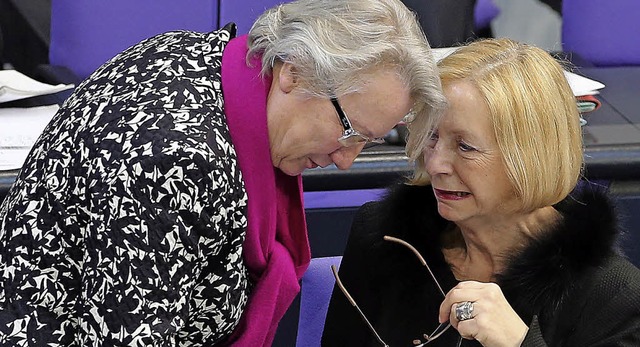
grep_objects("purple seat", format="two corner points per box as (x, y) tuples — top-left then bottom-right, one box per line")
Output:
(296, 256), (342, 347)
(49, 0), (219, 80)
(219, 0), (288, 35)
(474, 0), (500, 30)
(562, 0), (640, 66)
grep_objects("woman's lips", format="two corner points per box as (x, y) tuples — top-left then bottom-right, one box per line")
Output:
(307, 158), (319, 169)
(434, 188), (471, 200)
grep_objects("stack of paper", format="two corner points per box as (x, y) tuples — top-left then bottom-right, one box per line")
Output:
(0, 70), (74, 103)
(563, 72), (604, 115)
(0, 104), (60, 171)
(564, 71), (605, 97)
(0, 70), (72, 170)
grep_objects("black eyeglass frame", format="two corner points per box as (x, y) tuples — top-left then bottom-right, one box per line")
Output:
(330, 97), (386, 147)
(330, 235), (452, 346)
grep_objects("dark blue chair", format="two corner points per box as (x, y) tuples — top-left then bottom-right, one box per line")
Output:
(296, 256), (342, 347)
(562, 0), (640, 66)
(219, 0), (286, 35)
(474, 0), (500, 33)
(48, 0), (220, 81)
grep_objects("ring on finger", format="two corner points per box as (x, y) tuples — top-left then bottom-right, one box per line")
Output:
(455, 301), (475, 321)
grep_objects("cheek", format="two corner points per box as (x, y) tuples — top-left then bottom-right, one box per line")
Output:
(422, 150), (435, 170)
(478, 167), (515, 204)
(308, 136), (342, 157)
(310, 123), (339, 145)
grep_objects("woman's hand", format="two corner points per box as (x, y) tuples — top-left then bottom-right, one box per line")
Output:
(438, 281), (528, 347)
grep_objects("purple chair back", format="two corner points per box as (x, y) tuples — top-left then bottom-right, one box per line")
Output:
(219, 0), (288, 35)
(49, 0), (219, 79)
(474, 0), (500, 30)
(562, 0), (640, 66)
(296, 256), (342, 347)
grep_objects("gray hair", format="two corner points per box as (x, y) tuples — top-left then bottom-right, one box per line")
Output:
(247, 0), (445, 132)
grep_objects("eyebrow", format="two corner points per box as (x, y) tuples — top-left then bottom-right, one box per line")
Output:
(439, 127), (489, 148)
(349, 111), (379, 139)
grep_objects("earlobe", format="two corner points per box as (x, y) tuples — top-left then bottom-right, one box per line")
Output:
(278, 62), (298, 94)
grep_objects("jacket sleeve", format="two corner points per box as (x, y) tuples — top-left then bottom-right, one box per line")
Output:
(321, 201), (384, 347)
(571, 258), (640, 346)
(85, 135), (248, 344)
(523, 257), (640, 347)
(521, 316), (549, 347)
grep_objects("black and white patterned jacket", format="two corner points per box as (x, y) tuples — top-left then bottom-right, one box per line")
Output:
(0, 25), (249, 346)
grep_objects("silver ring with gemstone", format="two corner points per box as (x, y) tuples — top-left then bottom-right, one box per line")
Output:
(455, 301), (475, 321)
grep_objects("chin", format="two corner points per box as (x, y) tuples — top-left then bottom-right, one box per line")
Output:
(279, 165), (304, 176)
(436, 205), (463, 222)
(272, 157), (303, 176)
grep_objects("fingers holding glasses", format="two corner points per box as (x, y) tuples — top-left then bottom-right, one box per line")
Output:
(439, 281), (529, 346)
(438, 280), (483, 324)
(452, 301), (477, 341)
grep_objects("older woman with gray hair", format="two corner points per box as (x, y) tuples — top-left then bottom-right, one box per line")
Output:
(0, 0), (444, 345)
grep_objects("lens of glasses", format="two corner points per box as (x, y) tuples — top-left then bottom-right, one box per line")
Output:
(339, 134), (386, 148)
(339, 134), (367, 147)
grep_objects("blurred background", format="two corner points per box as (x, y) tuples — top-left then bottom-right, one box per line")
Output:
(0, 0), (563, 77)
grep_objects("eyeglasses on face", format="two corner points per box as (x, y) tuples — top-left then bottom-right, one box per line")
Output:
(330, 97), (386, 148)
(331, 235), (452, 346)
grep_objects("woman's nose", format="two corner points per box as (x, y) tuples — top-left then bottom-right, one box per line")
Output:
(424, 146), (453, 176)
(330, 144), (365, 170)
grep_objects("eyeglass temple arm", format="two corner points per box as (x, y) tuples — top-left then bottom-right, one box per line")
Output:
(383, 236), (455, 345)
(331, 265), (389, 347)
(383, 235), (446, 298)
(330, 98), (353, 130)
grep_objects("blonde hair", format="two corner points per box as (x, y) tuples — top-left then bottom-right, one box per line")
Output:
(407, 38), (583, 210)
(247, 0), (445, 132)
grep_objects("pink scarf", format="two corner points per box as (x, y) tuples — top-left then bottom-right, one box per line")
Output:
(220, 35), (311, 346)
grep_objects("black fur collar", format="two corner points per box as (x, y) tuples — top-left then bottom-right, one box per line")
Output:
(378, 181), (621, 320)
(499, 182), (620, 319)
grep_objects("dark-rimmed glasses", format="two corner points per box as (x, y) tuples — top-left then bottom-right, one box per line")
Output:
(331, 235), (452, 346)
(331, 97), (386, 148)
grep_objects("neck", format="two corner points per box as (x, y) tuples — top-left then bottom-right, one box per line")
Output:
(444, 206), (560, 281)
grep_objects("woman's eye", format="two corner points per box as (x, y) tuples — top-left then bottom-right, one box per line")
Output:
(459, 141), (476, 152)
(427, 132), (439, 146)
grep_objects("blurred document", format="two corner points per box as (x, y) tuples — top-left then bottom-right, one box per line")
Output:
(0, 70), (74, 103)
(564, 71), (605, 96)
(0, 104), (58, 170)
(433, 47), (459, 62)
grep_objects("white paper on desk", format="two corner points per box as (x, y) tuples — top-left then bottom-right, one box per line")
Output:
(433, 47), (459, 62)
(432, 47), (606, 97)
(0, 104), (59, 170)
(564, 71), (605, 96)
(0, 70), (74, 103)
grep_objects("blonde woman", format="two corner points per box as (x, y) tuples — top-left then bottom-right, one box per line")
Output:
(323, 38), (640, 346)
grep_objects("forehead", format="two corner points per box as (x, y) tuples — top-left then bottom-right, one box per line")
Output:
(357, 69), (411, 105)
(344, 69), (413, 133)
(438, 81), (494, 137)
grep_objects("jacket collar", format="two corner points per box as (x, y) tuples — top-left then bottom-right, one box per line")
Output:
(380, 182), (620, 320)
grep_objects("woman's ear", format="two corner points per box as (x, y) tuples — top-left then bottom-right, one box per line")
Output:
(277, 62), (298, 94)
